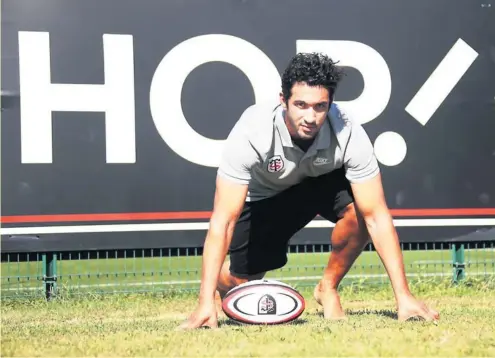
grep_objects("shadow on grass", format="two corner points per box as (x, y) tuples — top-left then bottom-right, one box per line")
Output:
(219, 318), (308, 327)
(346, 309), (397, 319)
(309, 309), (398, 320)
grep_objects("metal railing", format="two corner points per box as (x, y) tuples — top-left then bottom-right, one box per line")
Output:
(2, 241), (494, 300)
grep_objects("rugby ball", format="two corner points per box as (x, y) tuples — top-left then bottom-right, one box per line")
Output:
(222, 279), (305, 325)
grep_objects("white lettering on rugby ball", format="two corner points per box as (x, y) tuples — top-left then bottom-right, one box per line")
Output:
(222, 279), (305, 325)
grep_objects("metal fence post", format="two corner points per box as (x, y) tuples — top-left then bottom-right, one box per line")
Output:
(42, 252), (58, 300)
(452, 243), (466, 283)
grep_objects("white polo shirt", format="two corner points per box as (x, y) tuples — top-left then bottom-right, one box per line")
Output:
(217, 101), (380, 202)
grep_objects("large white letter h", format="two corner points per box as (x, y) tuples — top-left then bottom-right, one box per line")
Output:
(18, 31), (135, 163)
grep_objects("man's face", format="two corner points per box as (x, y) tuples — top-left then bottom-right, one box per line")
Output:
(280, 82), (331, 140)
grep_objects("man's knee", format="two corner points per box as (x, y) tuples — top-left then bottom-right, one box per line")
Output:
(333, 204), (369, 249)
(217, 261), (265, 298)
(338, 203), (361, 231)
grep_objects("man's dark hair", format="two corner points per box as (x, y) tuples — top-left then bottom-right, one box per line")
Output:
(281, 52), (344, 102)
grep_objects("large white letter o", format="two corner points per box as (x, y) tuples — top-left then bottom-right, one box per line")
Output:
(150, 34), (280, 167)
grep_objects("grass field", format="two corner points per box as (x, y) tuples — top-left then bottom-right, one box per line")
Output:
(2, 277), (495, 357)
(2, 247), (495, 296)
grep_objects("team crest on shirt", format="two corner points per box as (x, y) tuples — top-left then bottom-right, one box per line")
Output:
(267, 155), (284, 173)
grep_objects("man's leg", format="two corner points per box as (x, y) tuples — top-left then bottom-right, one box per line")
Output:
(217, 260), (266, 298)
(314, 203), (369, 319)
(213, 260), (266, 316)
(214, 181), (320, 315)
(310, 168), (370, 319)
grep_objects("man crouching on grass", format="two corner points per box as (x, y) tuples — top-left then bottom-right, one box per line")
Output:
(179, 52), (440, 329)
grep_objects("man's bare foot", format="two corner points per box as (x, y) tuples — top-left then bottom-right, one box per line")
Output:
(215, 290), (226, 318)
(313, 281), (347, 320)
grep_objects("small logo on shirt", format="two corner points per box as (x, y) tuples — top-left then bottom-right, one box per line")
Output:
(313, 157), (330, 166)
(267, 155), (284, 173)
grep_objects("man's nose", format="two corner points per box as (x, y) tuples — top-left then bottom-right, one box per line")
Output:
(304, 108), (317, 123)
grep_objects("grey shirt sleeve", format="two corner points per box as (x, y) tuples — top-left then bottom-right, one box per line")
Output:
(343, 121), (380, 183)
(216, 109), (260, 185)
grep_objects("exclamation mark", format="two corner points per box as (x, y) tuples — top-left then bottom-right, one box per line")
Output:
(405, 38), (478, 126)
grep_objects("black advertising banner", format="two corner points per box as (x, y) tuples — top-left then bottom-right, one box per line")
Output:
(1, 0), (494, 252)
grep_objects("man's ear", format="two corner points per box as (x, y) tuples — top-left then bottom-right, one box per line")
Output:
(279, 92), (287, 109)
(328, 90), (335, 105)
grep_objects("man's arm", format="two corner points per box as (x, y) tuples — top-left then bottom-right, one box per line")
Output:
(198, 176), (248, 304)
(350, 173), (410, 298)
(178, 176), (247, 330)
(200, 106), (259, 302)
(350, 174), (439, 322)
(338, 114), (409, 296)
(342, 117), (439, 322)
(178, 105), (261, 329)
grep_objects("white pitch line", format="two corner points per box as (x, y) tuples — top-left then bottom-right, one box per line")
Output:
(3, 272), (494, 292)
(1, 218), (495, 235)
